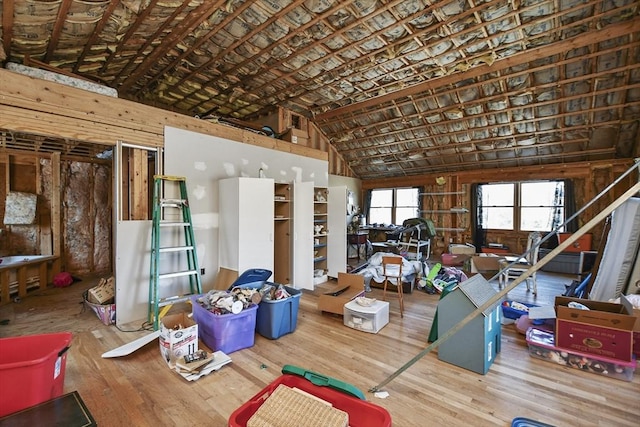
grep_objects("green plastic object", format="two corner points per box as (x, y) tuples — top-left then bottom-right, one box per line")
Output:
(281, 365), (366, 400)
(428, 281), (459, 342)
(425, 263), (442, 284)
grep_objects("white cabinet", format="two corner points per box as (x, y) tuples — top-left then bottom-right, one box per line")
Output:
(218, 177), (274, 276)
(293, 181), (314, 290)
(291, 183), (347, 288)
(328, 185), (347, 278)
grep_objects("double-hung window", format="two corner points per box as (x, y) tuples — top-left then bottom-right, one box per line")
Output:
(369, 188), (419, 225)
(479, 181), (564, 232)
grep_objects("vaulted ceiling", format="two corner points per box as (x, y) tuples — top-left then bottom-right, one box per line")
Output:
(1, 0), (639, 179)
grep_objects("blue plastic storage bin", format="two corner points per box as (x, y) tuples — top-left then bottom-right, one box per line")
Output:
(256, 286), (302, 340)
(228, 269), (302, 340)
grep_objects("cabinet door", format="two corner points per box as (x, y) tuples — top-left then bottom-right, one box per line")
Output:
(328, 185), (347, 278)
(219, 177), (274, 275)
(293, 181), (314, 290)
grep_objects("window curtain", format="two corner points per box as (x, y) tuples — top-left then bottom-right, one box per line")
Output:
(363, 189), (372, 224)
(563, 179), (577, 232)
(472, 183), (486, 250)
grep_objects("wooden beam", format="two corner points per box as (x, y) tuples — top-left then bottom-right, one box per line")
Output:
(99, 0), (161, 75)
(0, 69), (327, 161)
(1, 0), (13, 60)
(44, 0), (73, 63)
(361, 159), (634, 189)
(130, 149), (148, 220)
(118, 1), (227, 92)
(73, 1), (123, 74)
(316, 17), (640, 121)
(51, 152), (61, 260)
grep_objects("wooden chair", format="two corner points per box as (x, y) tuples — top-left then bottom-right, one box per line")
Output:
(382, 256), (404, 317)
(499, 232), (542, 295)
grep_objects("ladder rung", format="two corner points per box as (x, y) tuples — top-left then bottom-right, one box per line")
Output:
(160, 198), (186, 205)
(155, 175), (186, 182)
(159, 270), (199, 280)
(154, 295), (195, 307)
(159, 221), (191, 227)
(159, 246), (195, 253)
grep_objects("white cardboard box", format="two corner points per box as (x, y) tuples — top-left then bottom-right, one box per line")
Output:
(159, 312), (198, 365)
(344, 300), (389, 334)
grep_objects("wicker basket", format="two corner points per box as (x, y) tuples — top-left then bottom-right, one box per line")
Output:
(247, 384), (348, 427)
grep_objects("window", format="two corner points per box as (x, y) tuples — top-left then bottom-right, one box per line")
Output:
(480, 183), (514, 230)
(369, 188), (419, 225)
(479, 181), (564, 232)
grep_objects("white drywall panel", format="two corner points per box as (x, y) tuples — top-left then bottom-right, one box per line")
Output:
(164, 126), (328, 291)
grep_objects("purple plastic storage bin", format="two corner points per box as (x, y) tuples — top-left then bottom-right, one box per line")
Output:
(191, 295), (258, 354)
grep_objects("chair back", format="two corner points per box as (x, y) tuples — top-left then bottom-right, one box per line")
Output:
(525, 232), (542, 264)
(382, 256), (403, 278)
(402, 218), (436, 240)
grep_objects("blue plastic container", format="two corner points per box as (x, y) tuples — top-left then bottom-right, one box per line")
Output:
(256, 286), (302, 340)
(191, 295), (258, 354)
(501, 300), (538, 320)
(229, 268), (272, 290)
(228, 269), (302, 340)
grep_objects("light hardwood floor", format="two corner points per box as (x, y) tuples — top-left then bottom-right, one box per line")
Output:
(0, 270), (638, 426)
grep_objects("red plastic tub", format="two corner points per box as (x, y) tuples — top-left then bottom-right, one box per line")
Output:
(0, 332), (72, 417)
(229, 365), (392, 427)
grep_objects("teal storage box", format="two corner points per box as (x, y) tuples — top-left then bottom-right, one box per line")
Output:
(256, 286), (302, 339)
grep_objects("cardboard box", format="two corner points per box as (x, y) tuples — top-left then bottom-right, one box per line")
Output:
(555, 296), (636, 362)
(318, 273), (365, 315)
(213, 267), (238, 290)
(282, 128), (309, 145)
(159, 312), (198, 365)
(470, 254), (504, 279)
(87, 277), (114, 304)
(632, 309), (640, 359)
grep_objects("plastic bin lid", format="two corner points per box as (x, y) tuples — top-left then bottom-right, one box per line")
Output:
(512, 417), (556, 427)
(229, 268), (272, 290)
(282, 365), (365, 400)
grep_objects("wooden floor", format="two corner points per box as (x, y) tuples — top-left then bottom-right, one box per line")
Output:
(0, 269), (638, 426)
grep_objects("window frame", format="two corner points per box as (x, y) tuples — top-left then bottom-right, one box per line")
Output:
(478, 180), (565, 232)
(368, 187), (420, 226)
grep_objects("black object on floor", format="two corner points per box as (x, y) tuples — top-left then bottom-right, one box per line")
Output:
(0, 391), (96, 427)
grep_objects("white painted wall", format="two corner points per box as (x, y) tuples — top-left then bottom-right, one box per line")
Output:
(115, 125), (341, 325)
(164, 126), (328, 292)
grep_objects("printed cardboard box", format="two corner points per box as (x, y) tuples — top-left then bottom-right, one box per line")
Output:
(555, 296), (636, 362)
(159, 312), (198, 365)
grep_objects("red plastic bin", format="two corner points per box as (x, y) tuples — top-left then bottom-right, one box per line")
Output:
(229, 365), (392, 427)
(0, 332), (72, 417)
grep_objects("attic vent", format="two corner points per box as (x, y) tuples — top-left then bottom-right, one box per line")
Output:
(291, 114), (301, 129)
